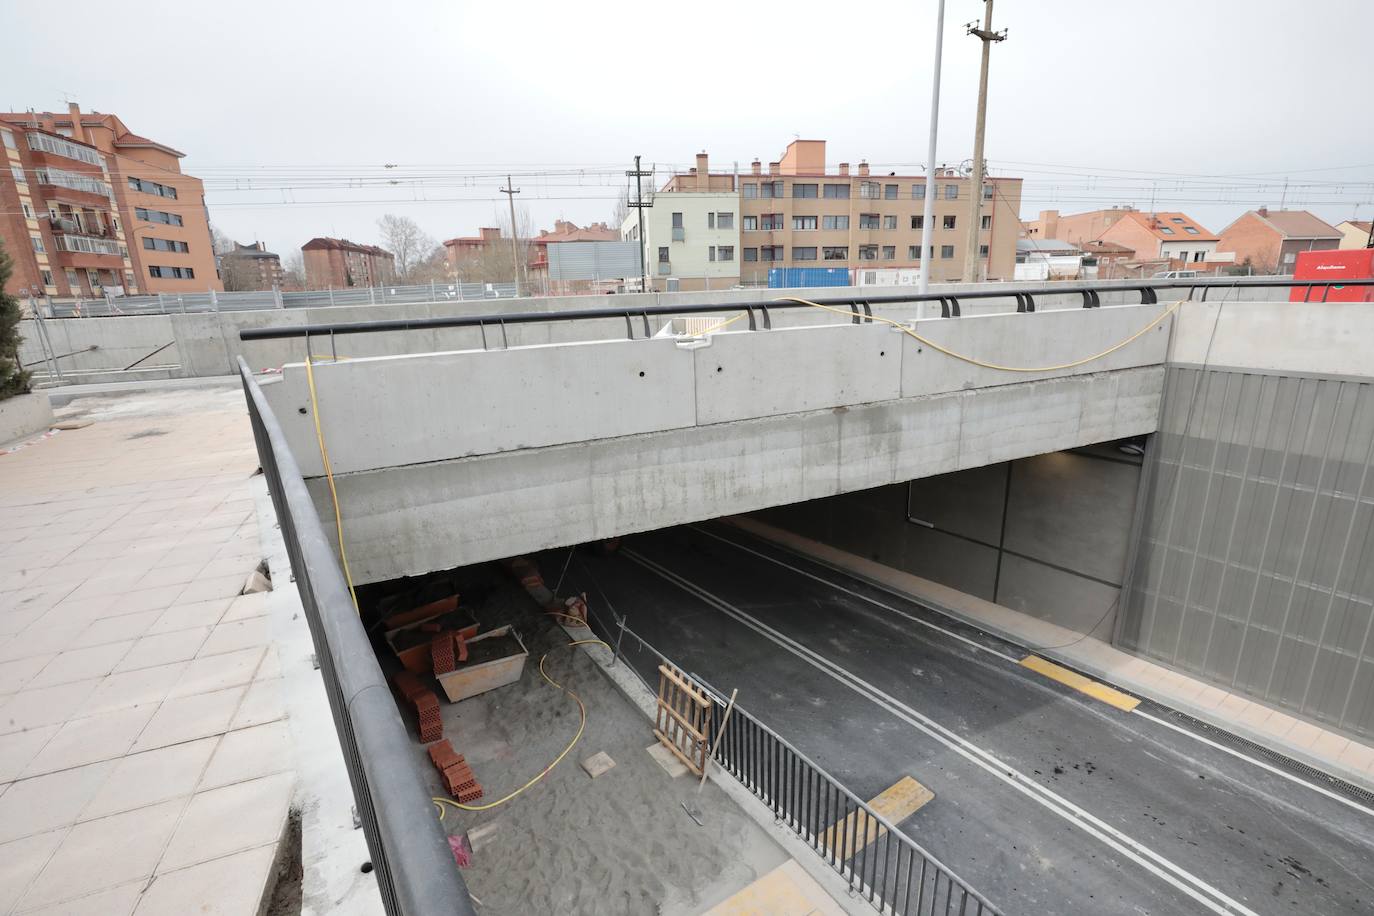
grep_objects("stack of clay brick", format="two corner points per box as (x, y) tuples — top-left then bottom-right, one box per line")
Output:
(393, 670), (443, 743)
(428, 739), (484, 803)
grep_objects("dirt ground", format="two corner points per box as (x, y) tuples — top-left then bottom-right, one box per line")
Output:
(391, 567), (786, 916)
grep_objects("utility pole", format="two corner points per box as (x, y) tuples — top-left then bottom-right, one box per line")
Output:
(499, 176), (523, 296)
(961, 0), (1006, 284)
(918, 0), (946, 296)
(626, 156), (654, 292)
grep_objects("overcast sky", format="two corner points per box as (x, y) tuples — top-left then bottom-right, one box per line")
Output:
(6, 0), (1373, 259)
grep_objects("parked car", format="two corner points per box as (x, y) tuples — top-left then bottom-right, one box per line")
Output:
(1152, 270), (1200, 279)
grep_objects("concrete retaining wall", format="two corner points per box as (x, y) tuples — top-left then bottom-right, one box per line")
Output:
(0, 392), (54, 444)
(752, 446), (1142, 639)
(18, 280), (1194, 383)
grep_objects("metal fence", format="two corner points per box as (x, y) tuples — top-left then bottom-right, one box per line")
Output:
(595, 613), (1001, 916)
(237, 357), (475, 916)
(42, 281), (519, 318)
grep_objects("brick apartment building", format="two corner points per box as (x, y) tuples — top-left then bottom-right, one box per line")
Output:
(0, 104), (220, 297)
(301, 237), (395, 288)
(660, 141), (1022, 286)
(1216, 208), (1342, 274)
(443, 227), (503, 272)
(218, 241), (284, 291)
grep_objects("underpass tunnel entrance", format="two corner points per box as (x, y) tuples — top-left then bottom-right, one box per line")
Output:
(747, 439), (1146, 644)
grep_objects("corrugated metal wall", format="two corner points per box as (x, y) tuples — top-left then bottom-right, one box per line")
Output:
(1119, 367), (1374, 740)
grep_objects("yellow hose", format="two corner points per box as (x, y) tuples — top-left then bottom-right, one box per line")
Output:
(433, 637), (610, 816)
(304, 355), (359, 613)
(772, 295), (1182, 373)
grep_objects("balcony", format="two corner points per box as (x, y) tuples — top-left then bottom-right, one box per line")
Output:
(36, 167), (113, 206)
(671, 227), (685, 242)
(51, 232), (123, 268)
(26, 132), (102, 167)
(657, 261), (671, 275)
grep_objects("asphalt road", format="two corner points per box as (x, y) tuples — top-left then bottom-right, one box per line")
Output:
(549, 522), (1374, 916)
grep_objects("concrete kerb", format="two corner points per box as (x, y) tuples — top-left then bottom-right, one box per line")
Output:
(555, 619), (871, 916)
(724, 516), (1374, 797)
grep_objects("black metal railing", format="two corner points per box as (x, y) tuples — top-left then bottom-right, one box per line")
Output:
(705, 688), (1001, 916)
(594, 612), (1001, 916)
(237, 357), (475, 916)
(238, 276), (1374, 343)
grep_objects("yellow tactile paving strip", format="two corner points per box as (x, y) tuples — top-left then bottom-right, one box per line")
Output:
(1021, 654), (1141, 711)
(820, 774), (934, 858)
(703, 859), (847, 916)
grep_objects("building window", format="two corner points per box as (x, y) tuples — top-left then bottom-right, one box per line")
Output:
(884, 184), (898, 199)
(112, 217), (120, 232)
(823, 246), (848, 260)
(859, 213), (881, 230)
(943, 215), (957, 230)
(823, 184), (850, 199)
(882, 245), (896, 260)
(707, 212), (715, 229)
(883, 215), (897, 230)
(40, 270), (53, 286)
(760, 213), (784, 231)
(912, 183), (925, 200)
(1171, 217), (1185, 223)
(1192, 251), (1205, 262)
(717, 212), (734, 229)
(30, 235), (44, 253)
(718, 246), (734, 261)
(858, 245), (878, 260)
(911, 215), (924, 230)
(64, 269), (79, 288)
(742, 183), (758, 198)
(128, 176), (178, 199)
(944, 184), (958, 200)
(11, 165), (26, 184)
(793, 183), (818, 198)
(21, 202), (32, 219)
(142, 237), (190, 253)
(123, 271), (135, 289)
(792, 216), (818, 231)
(979, 244), (989, 257)
(859, 181), (881, 199)
(1184, 226), (1199, 235)
(822, 215), (849, 230)
(120, 246), (128, 259)
(657, 246), (669, 262)
(982, 185), (993, 200)
(135, 207), (183, 227)
(148, 266), (196, 280)
(940, 245), (955, 259)
(743, 215), (758, 231)
(760, 180), (783, 198)
(793, 246), (818, 261)
(1159, 226), (1175, 234)
(708, 245), (716, 261)
(760, 245), (784, 261)
(910, 245), (934, 259)
(0, 129), (13, 149)
(743, 248), (758, 261)
(981, 215), (992, 230)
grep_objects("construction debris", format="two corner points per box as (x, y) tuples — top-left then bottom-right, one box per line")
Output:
(580, 751), (616, 779)
(428, 739), (484, 802)
(393, 670), (444, 743)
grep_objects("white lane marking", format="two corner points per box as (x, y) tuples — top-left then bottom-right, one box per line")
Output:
(1132, 708), (1374, 819)
(626, 548), (1262, 916)
(687, 524), (1020, 664)
(695, 523), (1374, 819)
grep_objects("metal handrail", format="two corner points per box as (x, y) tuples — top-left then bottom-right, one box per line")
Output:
(238, 277), (1374, 342)
(236, 357), (475, 916)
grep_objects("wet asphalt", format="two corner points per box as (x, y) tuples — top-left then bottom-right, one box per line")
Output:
(548, 521), (1374, 916)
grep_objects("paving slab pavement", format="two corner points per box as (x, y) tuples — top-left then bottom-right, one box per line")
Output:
(0, 387), (295, 916)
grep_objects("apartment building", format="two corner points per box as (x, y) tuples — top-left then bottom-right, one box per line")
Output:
(219, 241), (284, 291)
(621, 159), (740, 291)
(301, 237), (395, 288)
(0, 121), (133, 299)
(1216, 209), (1342, 274)
(1337, 220), (1372, 250)
(0, 104), (220, 294)
(663, 141), (1022, 286)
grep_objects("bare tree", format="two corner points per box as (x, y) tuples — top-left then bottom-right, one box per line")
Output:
(449, 207), (538, 289)
(281, 251), (305, 290)
(611, 185), (631, 229)
(377, 214), (435, 281)
(406, 245), (450, 284)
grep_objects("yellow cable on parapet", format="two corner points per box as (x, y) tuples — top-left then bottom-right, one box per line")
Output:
(433, 638), (609, 816)
(773, 296), (1183, 373)
(304, 355), (359, 613)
